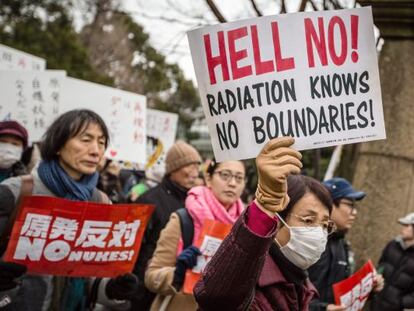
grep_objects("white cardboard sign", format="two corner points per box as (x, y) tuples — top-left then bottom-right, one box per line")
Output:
(60, 77), (147, 165)
(146, 109), (178, 180)
(188, 7), (385, 161)
(0, 44), (46, 71)
(0, 70), (66, 142)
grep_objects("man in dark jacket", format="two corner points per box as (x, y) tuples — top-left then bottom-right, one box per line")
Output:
(309, 177), (367, 311)
(0, 121), (28, 183)
(371, 213), (414, 311)
(131, 140), (201, 310)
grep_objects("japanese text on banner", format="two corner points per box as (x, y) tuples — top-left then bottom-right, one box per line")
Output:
(4, 196), (154, 278)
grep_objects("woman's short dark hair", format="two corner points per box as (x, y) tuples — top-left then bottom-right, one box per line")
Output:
(40, 109), (109, 161)
(206, 158), (246, 176)
(279, 175), (333, 220)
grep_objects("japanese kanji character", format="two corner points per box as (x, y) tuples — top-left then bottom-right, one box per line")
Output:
(21, 213), (52, 238)
(108, 220), (141, 247)
(32, 78), (40, 89)
(32, 91), (44, 102)
(361, 272), (374, 297)
(49, 217), (79, 241)
(75, 220), (112, 248)
(352, 283), (361, 301)
(49, 78), (59, 88)
(111, 96), (121, 106)
(50, 91), (59, 103)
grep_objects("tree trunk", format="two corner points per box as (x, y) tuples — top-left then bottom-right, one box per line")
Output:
(348, 0), (414, 267)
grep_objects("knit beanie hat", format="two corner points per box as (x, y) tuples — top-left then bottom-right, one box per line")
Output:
(165, 141), (202, 174)
(0, 120), (28, 149)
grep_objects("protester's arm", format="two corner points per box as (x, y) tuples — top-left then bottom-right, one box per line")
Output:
(194, 205), (276, 310)
(195, 137), (302, 310)
(145, 213), (182, 296)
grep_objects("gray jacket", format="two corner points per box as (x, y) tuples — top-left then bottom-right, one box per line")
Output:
(0, 172), (129, 311)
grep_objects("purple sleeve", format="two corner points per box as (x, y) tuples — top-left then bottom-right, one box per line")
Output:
(246, 201), (278, 236)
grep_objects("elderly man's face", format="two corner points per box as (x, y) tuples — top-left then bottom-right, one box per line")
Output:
(169, 163), (200, 190)
(58, 123), (106, 180)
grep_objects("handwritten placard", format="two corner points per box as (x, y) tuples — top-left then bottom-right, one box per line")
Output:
(188, 7), (385, 161)
(146, 109), (178, 180)
(60, 77), (147, 165)
(0, 70), (66, 142)
(0, 44), (46, 71)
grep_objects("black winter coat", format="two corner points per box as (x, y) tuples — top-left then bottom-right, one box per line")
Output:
(371, 238), (414, 311)
(131, 177), (188, 311)
(308, 232), (352, 310)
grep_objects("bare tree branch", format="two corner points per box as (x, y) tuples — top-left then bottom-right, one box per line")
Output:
(309, 0), (319, 11)
(280, 0), (287, 13)
(298, 0), (308, 12)
(205, 0), (227, 23)
(129, 11), (204, 27)
(331, 0), (344, 9)
(249, 0), (263, 16)
(165, 0), (205, 21)
(159, 30), (188, 56)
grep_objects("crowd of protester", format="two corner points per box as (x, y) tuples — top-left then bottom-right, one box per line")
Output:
(0, 112), (412, 311)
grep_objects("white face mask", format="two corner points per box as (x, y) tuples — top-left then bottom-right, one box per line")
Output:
(275, 213), (328, 270)
(0, 142), (23, 169)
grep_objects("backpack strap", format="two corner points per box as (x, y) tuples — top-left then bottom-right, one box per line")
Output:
(0, 175), (34, 251)
(176, 208), (194, 249)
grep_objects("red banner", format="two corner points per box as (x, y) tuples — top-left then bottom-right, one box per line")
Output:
(333, 260), (375, 310)
(183, 219), (232, 294)
(4, 196), (154, 278)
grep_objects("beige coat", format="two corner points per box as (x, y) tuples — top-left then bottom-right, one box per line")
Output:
(145, 213), (197, 311)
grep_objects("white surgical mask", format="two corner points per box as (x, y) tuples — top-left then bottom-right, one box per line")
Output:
(0, 142), (23, 169)
(275, 213), (328, 270)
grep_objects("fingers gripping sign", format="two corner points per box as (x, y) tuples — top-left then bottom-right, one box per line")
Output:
(255, 137), (302, 213)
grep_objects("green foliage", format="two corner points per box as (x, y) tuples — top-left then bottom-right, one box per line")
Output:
(0, 0), (113, 85)
(116, 12), (200, 108)
(104, 10), (201, 138)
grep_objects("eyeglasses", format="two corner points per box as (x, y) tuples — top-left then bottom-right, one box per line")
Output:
(290, 214), (337, 235)
(214, 170), (246, 184)
(340, 200), (358, 211)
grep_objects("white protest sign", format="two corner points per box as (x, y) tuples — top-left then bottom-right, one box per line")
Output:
(60, 77), (147, 165)
(0, 44), (46, 71)
(0, 70), (66, 141)
(188, 7), (385, 161)
(146, 109), (178, 180)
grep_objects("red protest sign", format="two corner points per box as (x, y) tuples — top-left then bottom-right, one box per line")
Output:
(333, 260), (375, 310)
(4, 196), (154, 278)
(183, 219), (232, 294)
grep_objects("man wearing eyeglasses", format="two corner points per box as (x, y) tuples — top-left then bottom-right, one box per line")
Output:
(308, 177), (384, 311)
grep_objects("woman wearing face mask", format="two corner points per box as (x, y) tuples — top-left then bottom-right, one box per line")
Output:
(144, 159), (246, 311)
(0, 121), (29, 183)
(0, 110), (138, 311)
(194, 137), (334, 311)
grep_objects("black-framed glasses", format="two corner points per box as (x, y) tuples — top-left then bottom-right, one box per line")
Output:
(340, 200), (358, 211)
(290, 214), (337, 235)
(214, 170), (246, 184)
